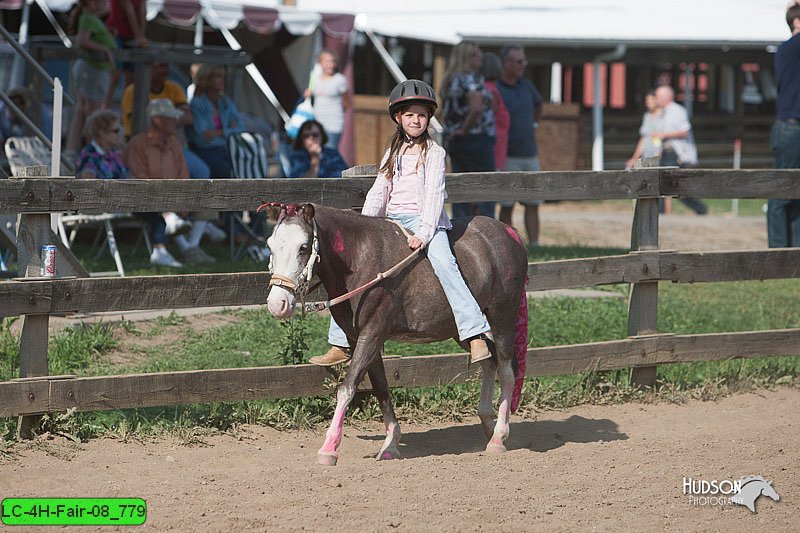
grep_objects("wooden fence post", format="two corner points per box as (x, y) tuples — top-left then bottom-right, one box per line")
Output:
(628, 158), (660, 388)
(14, 165), (51, 439)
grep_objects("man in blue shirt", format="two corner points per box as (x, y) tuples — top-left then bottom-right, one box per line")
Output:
(769, 2), (800, 247)
(496, 45), (543, 246)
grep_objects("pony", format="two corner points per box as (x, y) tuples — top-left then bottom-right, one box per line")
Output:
(264, 203), (529, 465)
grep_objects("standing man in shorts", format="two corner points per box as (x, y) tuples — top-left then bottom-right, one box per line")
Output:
(497, 45), (543, 246)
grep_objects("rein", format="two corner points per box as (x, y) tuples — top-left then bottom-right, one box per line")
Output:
(262, 202), (423, 315)
(304, 219), (422, 314)
(304, 247), (422, 314)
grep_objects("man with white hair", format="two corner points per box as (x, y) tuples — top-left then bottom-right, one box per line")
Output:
(653, 85), (708, 215)
(125, 99), (216, 265)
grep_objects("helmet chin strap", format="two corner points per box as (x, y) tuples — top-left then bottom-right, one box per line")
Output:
(398, 123), (421, 145)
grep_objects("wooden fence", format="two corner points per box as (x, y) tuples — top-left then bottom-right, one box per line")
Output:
(2, 168), (800, 434)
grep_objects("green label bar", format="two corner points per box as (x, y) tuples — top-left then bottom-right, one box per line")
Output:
(1, 498), (146, 526)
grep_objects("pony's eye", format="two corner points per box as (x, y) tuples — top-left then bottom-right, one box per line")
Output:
(299, 244), (309, 253)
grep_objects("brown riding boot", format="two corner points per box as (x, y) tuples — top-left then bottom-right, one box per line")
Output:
(469, 335), (491, 364)
(309, 345), (352, 366)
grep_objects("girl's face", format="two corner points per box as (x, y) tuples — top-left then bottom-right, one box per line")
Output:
(84, 0), (106, 15)
(467, 46), (483, 72)
(395, 104), (431, 139)
(211, 71), (225, 92)
(645, 94), (657, 112)
(301, 124), (323, 150)
(319, 53), (337, 76)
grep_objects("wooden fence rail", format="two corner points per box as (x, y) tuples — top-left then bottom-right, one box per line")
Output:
(3, 249), (800, 317)
(2, 168), (800, 426)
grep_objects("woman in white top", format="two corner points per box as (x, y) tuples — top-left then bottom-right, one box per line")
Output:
(305, 48), (350, 151)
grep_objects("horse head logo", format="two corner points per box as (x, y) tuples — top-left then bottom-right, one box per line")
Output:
(730, 476), (780, 513)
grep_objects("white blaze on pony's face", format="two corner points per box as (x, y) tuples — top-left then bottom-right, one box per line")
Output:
(266, 220), (312, 318)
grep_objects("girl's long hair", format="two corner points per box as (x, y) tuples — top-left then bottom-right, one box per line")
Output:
(379, 105), (435, 180)
(68, 0), (90, 35)
(439, 41), (478, 103)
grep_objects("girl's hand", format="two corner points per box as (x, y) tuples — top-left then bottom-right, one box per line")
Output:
(408, 235), (425, 250)
(135, 37), (149, 48)
(307, 141), (322, 158)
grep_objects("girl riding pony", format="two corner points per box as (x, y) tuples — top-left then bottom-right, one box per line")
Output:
(311, 79), (493, 366)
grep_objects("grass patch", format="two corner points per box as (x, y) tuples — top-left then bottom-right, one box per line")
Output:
(2, 277), (799, 446)
(1, 233), (798, 446)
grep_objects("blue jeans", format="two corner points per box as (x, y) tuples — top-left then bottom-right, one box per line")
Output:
(768, 120), (800, 247)
(327, 213), (490, 347)
(135, 213), (166, 245)
(325, 132), (341, 151)
(189, 144), (232, 178)
(448, 133), (496, 219)
(184, 148), (211, 179)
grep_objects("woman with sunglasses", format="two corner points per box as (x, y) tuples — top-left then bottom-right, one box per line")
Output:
(288, 119), (348, 178)
(76, 109), (187, 268)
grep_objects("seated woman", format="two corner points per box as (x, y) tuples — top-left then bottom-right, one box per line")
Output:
(76, 109), (185, 268)
(289, 120), (348, 178)
(186, 64), (242, 178)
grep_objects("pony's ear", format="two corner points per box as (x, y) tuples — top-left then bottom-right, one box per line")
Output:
(265, 205), (282, 221)
(302, 203), (315, 224)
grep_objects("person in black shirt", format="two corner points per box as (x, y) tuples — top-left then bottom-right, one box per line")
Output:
(768, 2), (800, 247)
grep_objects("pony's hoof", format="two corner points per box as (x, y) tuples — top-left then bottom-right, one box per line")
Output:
(485, 442), (507, 454)
(376, 448), (401, 461)
(317, 451), (339, 466)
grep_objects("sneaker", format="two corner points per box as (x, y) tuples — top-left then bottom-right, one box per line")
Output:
(204, 223), (227, 243)
(165, 215), (192, 236)
(150, 248), (183, 268)
(182, 246), (216, 264)
(309, 346), (352, 366)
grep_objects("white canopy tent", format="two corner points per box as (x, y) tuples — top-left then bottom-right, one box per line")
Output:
(1, 0), (354, 124)
(299, 0), (787, 46)
(299, 0), (790, 169)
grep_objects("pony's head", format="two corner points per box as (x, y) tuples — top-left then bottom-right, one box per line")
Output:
(262, 202), (318, 318)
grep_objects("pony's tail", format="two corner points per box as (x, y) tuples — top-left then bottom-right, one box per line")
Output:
(510, 279), (529, 413)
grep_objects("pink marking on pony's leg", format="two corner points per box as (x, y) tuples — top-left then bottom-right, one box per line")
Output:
(331, 230), (346, 255)
(487, 368), (514, 454)
(376, 399), (402, 461)
(318, 386), (354, 465)
(478, 362), (496, 440)
(376, 423), (401, 461)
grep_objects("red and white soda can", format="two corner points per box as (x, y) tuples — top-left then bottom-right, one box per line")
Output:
(41, 245), (57, 277)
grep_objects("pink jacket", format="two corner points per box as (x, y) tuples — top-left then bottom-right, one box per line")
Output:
(362, 140), (452, 244)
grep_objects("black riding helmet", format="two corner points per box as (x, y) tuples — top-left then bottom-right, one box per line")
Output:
(388, 79), (437, 123)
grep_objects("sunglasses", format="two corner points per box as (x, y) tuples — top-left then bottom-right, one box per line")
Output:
(107, 127), (121, 133)
(302, 132), (321, 139)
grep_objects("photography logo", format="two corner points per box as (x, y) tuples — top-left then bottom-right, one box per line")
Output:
(683, 476), (780, 513)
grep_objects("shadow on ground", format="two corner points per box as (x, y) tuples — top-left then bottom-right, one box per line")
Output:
(356, 415), (627, 459)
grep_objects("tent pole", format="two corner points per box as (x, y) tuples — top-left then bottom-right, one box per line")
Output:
(200, 5), (290, 124)
(358, 19), (442, 133)
(9, 0), (31, 88)
(194, 16), (204, 49)
(591, 44), (626, 171)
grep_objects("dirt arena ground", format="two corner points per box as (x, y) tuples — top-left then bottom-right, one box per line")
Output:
(2, 388), (796, 531)
(3, 205), (790, 531)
